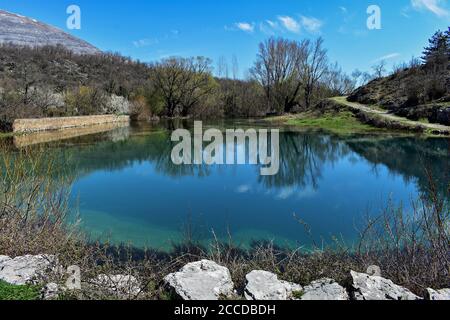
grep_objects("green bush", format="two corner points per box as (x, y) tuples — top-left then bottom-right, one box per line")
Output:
(0, 281), (41, 300)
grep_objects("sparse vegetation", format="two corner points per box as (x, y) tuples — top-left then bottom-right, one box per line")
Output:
(348, 30), (449, 127)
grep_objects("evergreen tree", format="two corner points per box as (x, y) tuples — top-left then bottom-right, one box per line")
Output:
(422, 30), (449, 66)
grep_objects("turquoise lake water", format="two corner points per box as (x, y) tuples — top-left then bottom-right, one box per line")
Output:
(20, 120), (448, 251)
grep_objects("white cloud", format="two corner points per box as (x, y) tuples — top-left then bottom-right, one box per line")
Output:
(277, 187), (295, 200)
(231, 14), (322, 36)
(133, 38), (158, 48)
(297, 186), (317, 200)
(339, 6), (348, 13)
(300, 16), (323, 33)
(235, 22), (255, 33)
(372, 52), (401, 62)
(278, 16), (301, 33)
(266, 20), (278, 28)
(259, 20), (279, 35)
(411, 0), (449, 17)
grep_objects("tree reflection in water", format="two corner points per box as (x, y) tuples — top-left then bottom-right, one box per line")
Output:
(7, 120), (449, 202)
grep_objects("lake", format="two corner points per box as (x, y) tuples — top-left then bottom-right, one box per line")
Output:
(10, 120), (450, 251)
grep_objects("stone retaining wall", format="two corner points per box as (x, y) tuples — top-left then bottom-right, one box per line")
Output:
(13, 115), (130, 133)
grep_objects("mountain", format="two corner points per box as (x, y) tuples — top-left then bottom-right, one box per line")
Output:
(0, 10), (101, 55)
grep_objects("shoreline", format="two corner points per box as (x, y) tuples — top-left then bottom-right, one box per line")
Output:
(263, 97), (450, 136)
(1, 97), (449, 139)
(12, 115), (130, 134)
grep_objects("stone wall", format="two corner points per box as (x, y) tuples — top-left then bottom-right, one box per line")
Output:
(13, 115), (130, 133)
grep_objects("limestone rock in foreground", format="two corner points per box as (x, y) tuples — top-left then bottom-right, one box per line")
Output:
(427, 288), (450, 301)
(244, 270), (302, 301)
(91, 274), (141, 299)
(41, 282), (60, 300)
(0, 254), (58, 285)
(0, 255), (10, 265)
(301, 278), (349, 300)
(164, 260), (234, 300)
(349, 271), (420, 300)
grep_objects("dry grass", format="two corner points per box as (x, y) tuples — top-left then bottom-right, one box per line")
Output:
(355, 168), (449, 293)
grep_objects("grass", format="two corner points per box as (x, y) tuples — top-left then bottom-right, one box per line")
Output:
(0, 281), (41, 300)
(285, 111), (381, 134)
(292, 290), (305, 299)
(331, 97), (450, 136)
(265, 97), (389, 134)
(0, 132), (15, 139)
(267, 110), (383, 134)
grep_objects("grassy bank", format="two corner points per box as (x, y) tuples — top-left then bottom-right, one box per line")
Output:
(0, 144), (448, 300)
(265, 97), (450, 136)
(266, 110), (384, 134)
(331, 97), (450, 136)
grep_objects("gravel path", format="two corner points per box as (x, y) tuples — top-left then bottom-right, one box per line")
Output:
(331, 97), (450, 134)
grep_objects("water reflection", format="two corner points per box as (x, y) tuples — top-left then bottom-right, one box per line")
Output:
(13, 122), (130, 148)
(40, 121), (447, 197)
(4, 120), (449, 248)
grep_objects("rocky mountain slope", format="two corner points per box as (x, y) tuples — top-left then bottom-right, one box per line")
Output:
(0, 10), (100, 55)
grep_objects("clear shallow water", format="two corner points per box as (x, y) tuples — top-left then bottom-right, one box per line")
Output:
(17, 121), (450, 250)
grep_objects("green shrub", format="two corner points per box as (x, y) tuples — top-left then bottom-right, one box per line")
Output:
(0, 281), (41, 300)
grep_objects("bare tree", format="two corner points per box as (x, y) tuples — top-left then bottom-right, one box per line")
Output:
(361, 71), (374, 85)
(327, 62), (356, 95)
(302, 37), (328, 109)
(16, 62), (41, 105)
(217, 55), (229, 79)
(372, 60), (387, 79)
(251, 37), (308, 114)
(152, 56), (216, 117)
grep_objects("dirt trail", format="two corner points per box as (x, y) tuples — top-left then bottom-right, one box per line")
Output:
(331, 97), (450, 135)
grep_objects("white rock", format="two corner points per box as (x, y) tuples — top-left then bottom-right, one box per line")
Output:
(0, 255), (11, 265)
(91, 274), (141, 298)
(244, 270), (302, 301)
(427, 288), (450, 301)
(164, 260), (234, 300)
(301, 278), (349, 300)
(366, 265), (382, 277)
(349, 271), (420, 300)
(41, 282), (60, 300)
(0, 255), (58, 285)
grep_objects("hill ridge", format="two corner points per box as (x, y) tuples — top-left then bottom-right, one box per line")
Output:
(0, 10), (100, 55)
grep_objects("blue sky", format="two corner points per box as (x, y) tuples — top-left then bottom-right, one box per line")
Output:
(1, 0), (449, 77)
